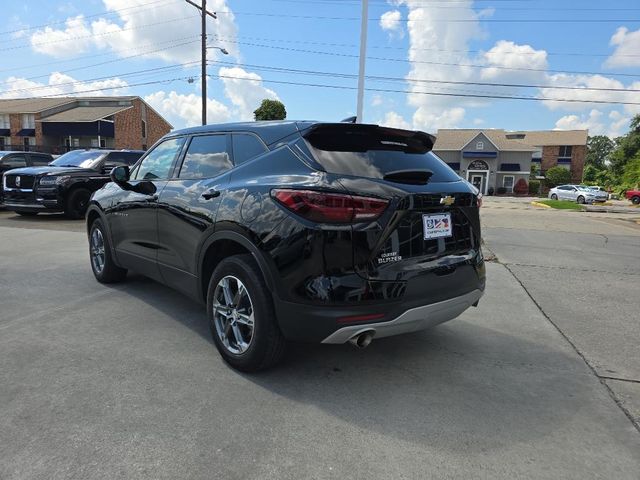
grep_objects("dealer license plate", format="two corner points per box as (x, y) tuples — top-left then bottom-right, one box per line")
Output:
(422, 213), (452, 240)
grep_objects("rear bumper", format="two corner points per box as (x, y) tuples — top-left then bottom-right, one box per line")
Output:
(321, 289), (483, 344)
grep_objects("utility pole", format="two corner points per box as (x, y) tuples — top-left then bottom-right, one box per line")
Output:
(356, 0), (369, 123)
(185, 0), (217, 126)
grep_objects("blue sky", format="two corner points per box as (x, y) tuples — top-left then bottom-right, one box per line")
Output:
(3, 0), (640, 137)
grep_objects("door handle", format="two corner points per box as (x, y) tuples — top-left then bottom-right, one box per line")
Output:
(202, 189), (221, 200)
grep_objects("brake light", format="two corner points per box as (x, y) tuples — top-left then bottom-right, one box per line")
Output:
(272, 189), (388, 224)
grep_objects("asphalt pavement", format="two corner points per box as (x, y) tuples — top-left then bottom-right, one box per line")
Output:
(1, 207), (639, 479)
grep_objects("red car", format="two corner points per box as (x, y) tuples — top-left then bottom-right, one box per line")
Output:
(625, 189), (640, 205)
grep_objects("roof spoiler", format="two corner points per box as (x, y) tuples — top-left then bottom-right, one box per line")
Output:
(302, 122), (436, 154)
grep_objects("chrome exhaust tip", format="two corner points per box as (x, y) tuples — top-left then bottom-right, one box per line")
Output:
(348, 330), (375, 349)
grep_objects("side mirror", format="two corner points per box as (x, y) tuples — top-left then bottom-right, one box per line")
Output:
(110, 165), (130, 185)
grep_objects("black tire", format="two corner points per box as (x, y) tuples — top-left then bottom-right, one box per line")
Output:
(15, 210), (38, 216)
(550, 194), (558, 200)
(65, 188), (92, 219)
(577, 195), (585, 204)
(632, 196), (640, 205)
(207, 254), (286, 372)
(89, 219), (127, 283)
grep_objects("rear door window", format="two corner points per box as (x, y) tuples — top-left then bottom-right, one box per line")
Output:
(302, 124), (460, 183)
(232, 133), (268, 165)
(178, 134), (232, 179)
(29, 154), (53, 166)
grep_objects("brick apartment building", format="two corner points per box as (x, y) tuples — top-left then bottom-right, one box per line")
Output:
(507, 130), (588, 183)
(0, 96), (172, 154)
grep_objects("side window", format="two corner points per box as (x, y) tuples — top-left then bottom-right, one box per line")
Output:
(132, 138), (185, 180)
(179, 134), (232, 179)
(1, 155), (27, 168)
(232, 133), (268, 165)
(30, 154), (52, 166)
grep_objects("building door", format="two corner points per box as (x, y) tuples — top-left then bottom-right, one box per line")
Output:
(467, 171), (487, 194)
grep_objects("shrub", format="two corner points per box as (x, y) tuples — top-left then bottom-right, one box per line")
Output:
(528, 180), (540, 195)
(544, 166), (572, 187)
(496, 187), (507, 195)
(513, 178), (529, 195)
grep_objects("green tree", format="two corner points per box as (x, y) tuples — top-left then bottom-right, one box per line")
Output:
(622, 155), (640, 188)
(609, 114), (640, 176)
(253, 99), (286, 121)
(582, 164), (601, 183)
(544, 166), (572, 187)
(586, 135), (614, 169)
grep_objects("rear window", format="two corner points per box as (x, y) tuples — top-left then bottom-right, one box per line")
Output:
(302, 124), (460, 183)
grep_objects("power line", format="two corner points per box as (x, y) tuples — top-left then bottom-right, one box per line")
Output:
(214, 38), (640, 79)
(217, 10), (640, 23)
(207, 59), (640, 94)
(0, 0), (180, 37)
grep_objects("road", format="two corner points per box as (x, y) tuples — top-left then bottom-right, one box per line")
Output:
(0, 206), (639, 479)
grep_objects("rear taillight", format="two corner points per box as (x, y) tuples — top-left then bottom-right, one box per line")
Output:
(272, 189), (388, 224)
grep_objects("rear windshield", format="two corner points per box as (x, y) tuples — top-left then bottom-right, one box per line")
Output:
(303, 125), (460, 183)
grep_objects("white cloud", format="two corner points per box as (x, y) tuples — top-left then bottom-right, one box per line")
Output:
(479, 40), (548, 82)
(473, 118), (485, 126)
(380, 10), (404, 38)
(554, 109), (630, 137)
(144, 90), (230, 128)
(379, 111), (411, 130)
(31, 15), (93, 57)
(0, 72), (128, 98)
(30, 0), (239, 62)
(218, 67), (279, 120)
(605, 27), (640, 68)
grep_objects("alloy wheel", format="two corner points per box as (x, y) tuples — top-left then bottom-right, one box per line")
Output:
(90, 227), (106, 274)
(212, 275), (255, 354)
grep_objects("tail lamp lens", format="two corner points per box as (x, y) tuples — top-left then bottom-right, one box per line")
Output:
(272, 189), (388, 224)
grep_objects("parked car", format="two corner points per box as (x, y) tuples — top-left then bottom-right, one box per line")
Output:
(2, 149), (143, 218)
(0, 151), (53, 205)
(548, 184), (607, 204)
(625, 189), (640, 205)
(86, 121), (486, 372)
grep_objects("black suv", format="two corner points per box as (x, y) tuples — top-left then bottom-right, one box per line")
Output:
(87, 122), (485, 371)
(3, 149), (143, 218)
(0, 151), (54, 205)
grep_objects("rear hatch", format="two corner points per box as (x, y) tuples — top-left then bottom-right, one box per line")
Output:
(299, 123), (481, 282)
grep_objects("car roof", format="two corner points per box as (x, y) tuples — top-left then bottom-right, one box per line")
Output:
(0, 150), (52, 156)
(168, 121), (317, 146)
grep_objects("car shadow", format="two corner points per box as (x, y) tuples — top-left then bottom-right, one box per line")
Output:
(105, 273), (591, 454)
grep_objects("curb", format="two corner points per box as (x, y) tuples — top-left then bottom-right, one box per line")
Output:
(530, 201), (552, 209)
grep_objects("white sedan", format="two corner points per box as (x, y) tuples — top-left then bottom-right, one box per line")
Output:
(548, 185), (607, 204)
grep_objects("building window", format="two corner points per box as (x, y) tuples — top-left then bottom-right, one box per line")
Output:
(0, 114), (9, 129)
(23, 136), (35, 151)
(503, 175), (515, 193)
(558, 145), (572, 159)
(476, 141), (484, 150)
(100, 138), (106, 148)
(73, 138), (80, 147)
(141, 119), (147, 138)
(22, 114), (35, 129)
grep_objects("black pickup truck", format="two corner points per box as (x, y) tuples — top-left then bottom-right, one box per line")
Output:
(2, 149), (143, 218)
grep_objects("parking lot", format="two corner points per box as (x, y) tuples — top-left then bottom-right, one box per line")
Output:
(1, 202), (639, 479)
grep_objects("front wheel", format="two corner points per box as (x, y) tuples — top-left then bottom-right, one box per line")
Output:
(207, 254), (286, 372)
(89, 219), (127, 283)
(632, 196), (640, 205)
(550, 194), (558, 200)
(577, 196), (585, 204)
(65, 188), (92, 219)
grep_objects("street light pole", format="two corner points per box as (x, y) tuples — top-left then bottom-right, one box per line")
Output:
(185, 0), (217, 126)
(356, 0), (369, 123)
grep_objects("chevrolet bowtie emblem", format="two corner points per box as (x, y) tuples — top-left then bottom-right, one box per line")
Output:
(15, 176), (21, 188)
(440, 195), (454, 206)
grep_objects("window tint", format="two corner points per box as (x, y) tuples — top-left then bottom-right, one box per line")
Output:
(105, 151), (143, 166)
(232, 133), (267, 165)
(179, 135), (232, 179)
(1, 155), (27, 168)
(29, 154), (52, 166)
(133, 138), (185, 180)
